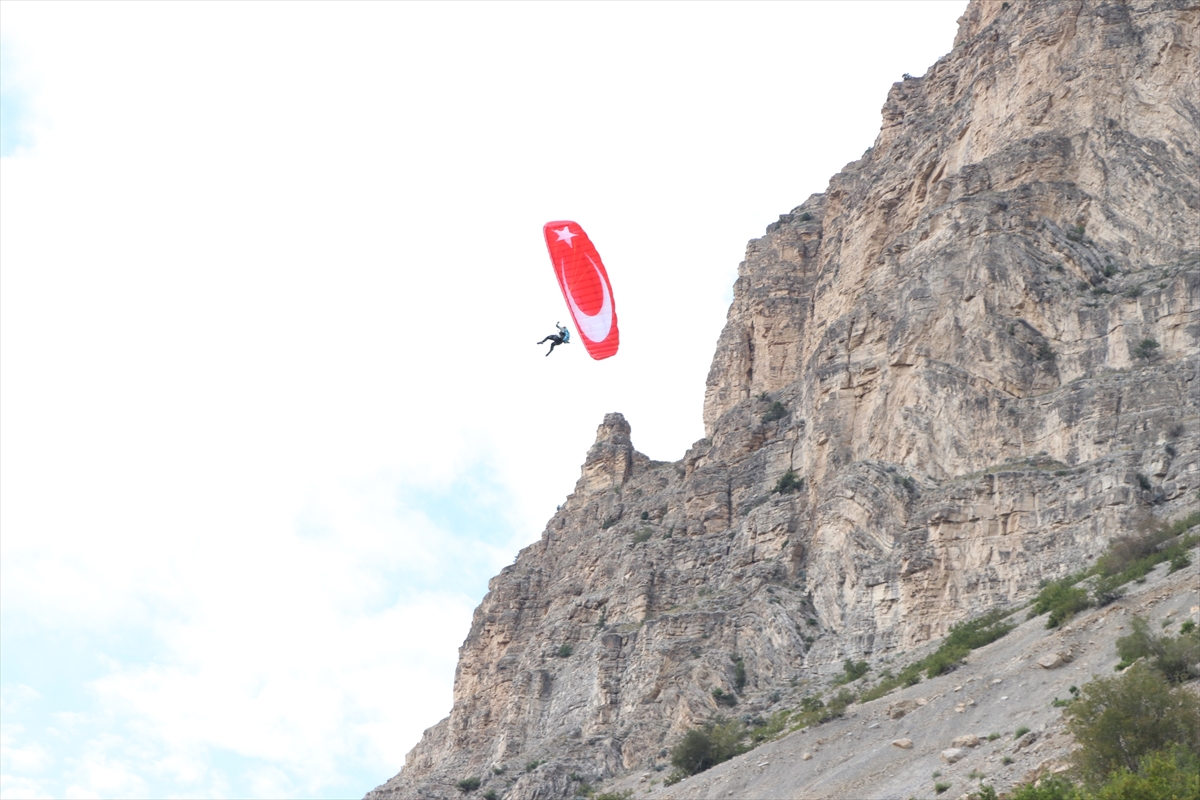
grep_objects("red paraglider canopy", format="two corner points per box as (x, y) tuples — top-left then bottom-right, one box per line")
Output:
(543, 221), (619, 360)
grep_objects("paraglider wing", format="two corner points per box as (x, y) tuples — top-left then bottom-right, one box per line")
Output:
(542, 221), (620, 360)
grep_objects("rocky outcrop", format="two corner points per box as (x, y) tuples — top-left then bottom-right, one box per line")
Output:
(368, 1), (1198, 798)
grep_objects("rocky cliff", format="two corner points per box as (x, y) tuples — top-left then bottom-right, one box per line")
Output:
(368, 1), (1198, 797)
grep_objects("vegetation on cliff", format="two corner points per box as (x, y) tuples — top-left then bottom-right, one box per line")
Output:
(664, 607), (1020, 784)
(1030, 512), (1200, 629)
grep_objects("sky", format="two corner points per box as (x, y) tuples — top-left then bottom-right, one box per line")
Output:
(0, 2), (968, 797)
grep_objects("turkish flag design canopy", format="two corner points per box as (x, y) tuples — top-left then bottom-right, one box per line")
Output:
(543, 221), (620, 360)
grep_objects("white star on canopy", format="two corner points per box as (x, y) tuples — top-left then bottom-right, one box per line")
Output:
(553, 226), (577, 246)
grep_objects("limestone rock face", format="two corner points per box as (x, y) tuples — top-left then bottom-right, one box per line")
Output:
(368, 1), (1198, 798)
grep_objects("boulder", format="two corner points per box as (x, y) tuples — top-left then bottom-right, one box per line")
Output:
(941, 748), (968, 764)
(1014, 731), (1039, 752)
(1037, 650), (1073, 669)
(892, 739), (914, 750)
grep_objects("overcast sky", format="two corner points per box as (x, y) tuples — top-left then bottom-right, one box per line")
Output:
(0, 2), (967, 797)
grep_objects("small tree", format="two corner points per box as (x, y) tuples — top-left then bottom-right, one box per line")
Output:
(799, 695), (824, 713)
(1135, 339), (1160, 359)
(670, 719), (746, 777)
(1066, 663), (1200, 784)
(1115, 616), (1200, 682)
(1030, 580), (1090, 628)
(761, 401), (789, 424)
(1087, 746), (1200, 800)
(773, 470), (803, 494)
(837, 658), (869, 684)
(456, 777), (481, 793)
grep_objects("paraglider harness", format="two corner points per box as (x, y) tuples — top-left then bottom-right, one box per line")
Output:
(538, 323), (570, 356)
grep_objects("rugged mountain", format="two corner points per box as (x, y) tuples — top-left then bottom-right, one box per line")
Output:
(368, 1), (1198, 798)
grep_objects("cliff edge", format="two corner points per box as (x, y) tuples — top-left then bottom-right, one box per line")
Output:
(369, 1), (1198, 797)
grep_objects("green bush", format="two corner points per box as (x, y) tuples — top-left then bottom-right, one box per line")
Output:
(1006, 777), (1076, 799)
(556, 643), (574, 658)
(483, 791), (498, 800)
(1088, 746), (1200, 800)
(747, 708), (792, 743)
(1066, 663), (1200, 783)
(857, 681), (890, 704)
(761, 401), (788, 424)
(1000, 746), (1200, 800)
(456, 777), (481, 793)
(927, 609), (1016, 675)
(923, 647), (966, 678)
(669, 718), (747, 777)
(631, 528), (652, 544)
(1015, 726), (1031, 739)
(1029, 579), (1090, 628)
(799, 695), (824, 713)
(1096, 532), (1160, 577)
(1114, 616), (1200, 683)
(1084, 517), (1200, 604)
(1168, 551), (1191, 572)
(824, 688), (856, 719)
(711, 688), (738, 707)
(773, 470), (803, 494)
(837, 658), (870, 685)
(1090, 574), (1126, 608)
(934, 782), (952, 794)
(1134, 338), (1160, 359)
(854, 610), (1016, 702)
(592, 791), (633, 800)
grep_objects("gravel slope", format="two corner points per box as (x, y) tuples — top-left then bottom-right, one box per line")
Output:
(601, 541), (1200, 800)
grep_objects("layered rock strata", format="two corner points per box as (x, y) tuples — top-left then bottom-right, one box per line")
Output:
(369, 1), (1198, 797)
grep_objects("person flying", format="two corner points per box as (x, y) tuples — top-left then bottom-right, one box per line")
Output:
(537, 322), (571, 356)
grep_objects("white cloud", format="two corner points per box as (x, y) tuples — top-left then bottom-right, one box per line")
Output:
(1, 727), (53, 775)
(0, 2), (968, 797)
(0, 775), (53, 800)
